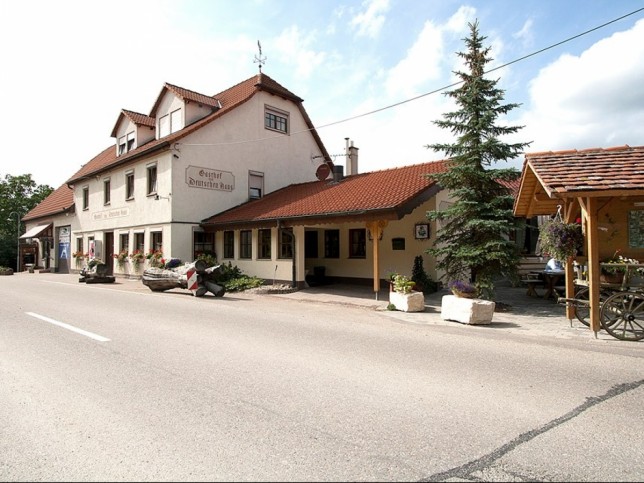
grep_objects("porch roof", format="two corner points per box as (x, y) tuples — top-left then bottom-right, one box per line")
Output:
(201, 161), (449, 229)
(514, 145), (644, 218)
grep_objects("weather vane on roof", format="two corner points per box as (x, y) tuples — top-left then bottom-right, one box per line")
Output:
(254, 40), (267, 73)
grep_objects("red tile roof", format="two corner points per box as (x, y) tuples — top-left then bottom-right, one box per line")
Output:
(110, 109), (156, 138)
(22, 184), (74, 222)
(150, 83), (220, 117)
(202, 161), (449, 228)
(525, 145), (644, 194)
(514, 145), (644, 217)
(67, 73), (329, 185)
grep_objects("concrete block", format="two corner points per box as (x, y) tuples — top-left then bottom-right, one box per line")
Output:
(389, 291), (425, 312)
(440, 295), (495, 325)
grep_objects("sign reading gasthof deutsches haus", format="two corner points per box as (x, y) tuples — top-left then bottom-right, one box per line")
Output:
(186, 166), (235, 191)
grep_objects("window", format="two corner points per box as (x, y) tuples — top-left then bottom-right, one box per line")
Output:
(249, 171), (264, 199)
(103, 179), (111, 205)
(126, 172), (134, 200)
(76, 238), (83, 255)
(118, 136), (126, 155)
(151, 232), (163, 252)
(258, 229), (271, 259)
(134, 232), (144, 253)
(279, 229), (293, 259)
(265, 106), (288, 133)
(120, 233), (129, 253)
(324, 229), (340, 258)
(159, 109), (182, 138)
(223, 231), (234, 259)
(126, 132), (135, 151)
(239, 230), (252, 259)
(305, 231), (318, 258)
(159, 114), (170, 138)
(147, 165), (157, 195)
(349, 229), (366, 258)
(82, 186), (89, 210)
(194, 231), (214, 258)
(170, 109), (182, 133)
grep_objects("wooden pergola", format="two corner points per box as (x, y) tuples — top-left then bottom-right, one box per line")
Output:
(514, 146), (644, 336)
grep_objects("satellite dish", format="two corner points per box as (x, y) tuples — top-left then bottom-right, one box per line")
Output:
(315, 162), (333, 181)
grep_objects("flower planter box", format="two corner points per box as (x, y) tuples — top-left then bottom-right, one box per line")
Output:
(441, 294), (495, 325)
(389, 291), (425, 312)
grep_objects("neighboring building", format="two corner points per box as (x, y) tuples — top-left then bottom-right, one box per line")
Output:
(201, 157), (452, 290)
(21, 72), (331, 275)
(20, 184), (75, 272)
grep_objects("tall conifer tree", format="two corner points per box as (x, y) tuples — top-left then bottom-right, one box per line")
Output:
(426, 21), (530, 300)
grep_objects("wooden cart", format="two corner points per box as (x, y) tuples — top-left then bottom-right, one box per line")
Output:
(559, 263), (644, 341)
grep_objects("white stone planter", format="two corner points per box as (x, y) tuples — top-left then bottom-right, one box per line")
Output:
(440, 294), (495, 325)
(389, 291), (425, 312)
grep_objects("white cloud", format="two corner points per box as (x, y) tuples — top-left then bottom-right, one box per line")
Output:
(350, 0), (390, 38)
(273, 26), (327, 80)
(513, 19), (534, 49)
(519, 18), (644, 153)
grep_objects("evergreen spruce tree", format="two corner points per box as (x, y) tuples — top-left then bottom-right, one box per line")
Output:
(426, 21), (530, 300)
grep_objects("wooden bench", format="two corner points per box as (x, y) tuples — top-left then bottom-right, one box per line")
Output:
(521, 272), (543, 297)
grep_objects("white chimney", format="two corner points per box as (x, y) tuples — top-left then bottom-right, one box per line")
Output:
(345, 138), (359, 176)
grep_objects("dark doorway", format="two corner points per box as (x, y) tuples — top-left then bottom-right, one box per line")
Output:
(105, 232), (114, 275)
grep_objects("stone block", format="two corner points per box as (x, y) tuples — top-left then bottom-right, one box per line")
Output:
(389, 291), (425, 312)
(440, 294), (495, 325)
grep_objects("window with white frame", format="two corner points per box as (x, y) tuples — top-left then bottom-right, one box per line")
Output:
(249, 171), (264, 199)
(193, 231), (214, 258)
(134, 232), (144, 253)
(264, 106), (288, 134)
(119, 233), (129, 253)
(170, 109), (182, 133)
(126, 171), (135, 200)
(151, 231), (163, 253)
(239, 230), (252, 259)
(159, 114), (170, 138)
(223, 231), (234, 259)
(82, 186), (89, 210)
(126, 132), (135, 151)
(147, 165), (157, 195)
(279, 229), (293, 259)
(118, 136), (127, 155)
(103, 179), (111, 205)
(258, 229), (271, 259)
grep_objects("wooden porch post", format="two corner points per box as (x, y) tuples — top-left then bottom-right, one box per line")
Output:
(366, 220), (388, 299)
(563, 201), (578, 321)
(580, 197), (601, 336)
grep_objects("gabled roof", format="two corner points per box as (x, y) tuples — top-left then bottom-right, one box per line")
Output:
(110, 109), (156, 138)
(149, 83), (221, 117)
(22, 184), (74, 222)
(514, 145), (644, 217)
(67, 73), (330, 185)
(201, 161), (449, 229)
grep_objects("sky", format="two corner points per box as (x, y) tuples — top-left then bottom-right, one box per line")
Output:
(1, 0), (643, 189)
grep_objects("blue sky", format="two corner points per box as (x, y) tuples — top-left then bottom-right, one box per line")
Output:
(1, 0), (643, 188)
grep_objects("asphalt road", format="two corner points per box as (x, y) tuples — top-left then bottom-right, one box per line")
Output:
(1, 273), (643, 481)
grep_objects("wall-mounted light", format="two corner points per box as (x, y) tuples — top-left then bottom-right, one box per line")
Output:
(155, 193), (171, 201)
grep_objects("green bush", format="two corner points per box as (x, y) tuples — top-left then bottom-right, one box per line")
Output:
(411, 255), (438, 294)
(216, 261), (263, 292)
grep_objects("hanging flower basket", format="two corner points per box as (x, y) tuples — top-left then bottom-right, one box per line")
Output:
(538, 219), (584, 262)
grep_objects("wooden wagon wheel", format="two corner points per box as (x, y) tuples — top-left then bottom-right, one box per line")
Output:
(573, 286), (613, 328)
(599, 291), (644, 341)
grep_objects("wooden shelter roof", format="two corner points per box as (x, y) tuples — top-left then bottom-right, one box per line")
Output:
(514, 145), (644, 218)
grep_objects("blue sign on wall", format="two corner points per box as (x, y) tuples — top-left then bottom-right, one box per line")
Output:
(59, 242), (70, 260)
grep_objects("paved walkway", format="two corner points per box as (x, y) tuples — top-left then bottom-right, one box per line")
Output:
(12, 271), (636, 343)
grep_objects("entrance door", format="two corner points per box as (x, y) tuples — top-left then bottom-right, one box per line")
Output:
(105, 232), (114, 275)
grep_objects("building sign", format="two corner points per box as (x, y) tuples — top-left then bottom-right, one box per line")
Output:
(58, 226), (71, 260)
(185, 165), (235, 192)
(92, 207), (130, 221)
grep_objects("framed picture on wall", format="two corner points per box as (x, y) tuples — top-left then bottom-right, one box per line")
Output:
(415, 223), (430, 240)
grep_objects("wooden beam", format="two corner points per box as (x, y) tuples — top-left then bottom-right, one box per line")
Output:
(584, 197), (601, 336)
(563, 200), (578, 320)
(366, 220), (388, 297)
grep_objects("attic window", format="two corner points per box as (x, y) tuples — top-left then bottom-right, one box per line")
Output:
(118, 136), (126, 155)
(118, 132), (135, 155)
(265, 106), (288, 134)
(158, 109), (182, 138)
(126, 132), (135, 151)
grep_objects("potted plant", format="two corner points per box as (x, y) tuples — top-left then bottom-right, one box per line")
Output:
(147, 248), (164, 268)
(448, 280), (477, 298)
(72, 251), (85, 267)
(113, 249), (129, 268)
(392, 274), (416, 294)
(130, 249), (145, 270)
(600, 250), (643, 284)
(538, 219), (584, 262)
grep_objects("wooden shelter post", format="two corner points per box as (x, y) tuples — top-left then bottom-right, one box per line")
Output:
(579, 197), (601, 336)
(366, 220), (388, 299)
(563, 201), (578, 321)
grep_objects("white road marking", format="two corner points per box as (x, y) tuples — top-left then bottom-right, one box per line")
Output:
(26, 312), (111, 342)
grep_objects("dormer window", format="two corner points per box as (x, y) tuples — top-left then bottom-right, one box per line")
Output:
(159, 109), (182, 138)
(118, 131), (135, 155)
